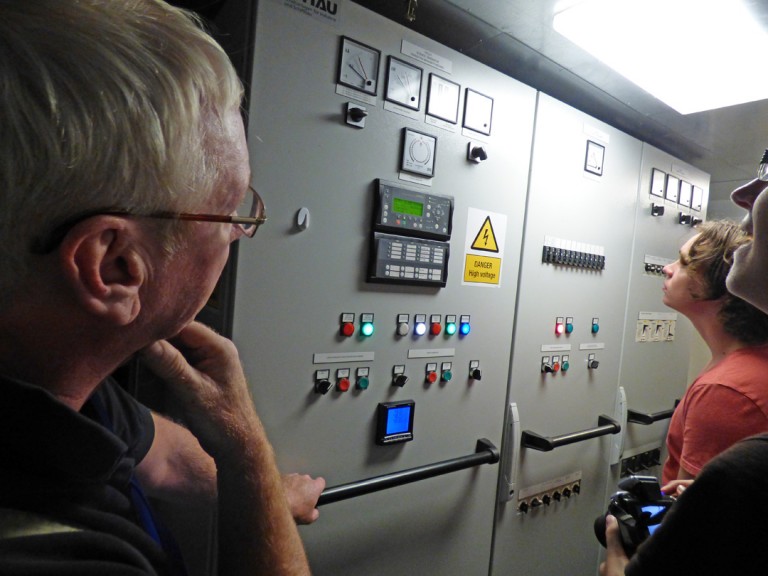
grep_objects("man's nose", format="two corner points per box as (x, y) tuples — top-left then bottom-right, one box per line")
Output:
(731, 178), (768, 209)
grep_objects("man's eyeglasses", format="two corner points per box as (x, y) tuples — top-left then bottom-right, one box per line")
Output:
(32, 186), (267, 254)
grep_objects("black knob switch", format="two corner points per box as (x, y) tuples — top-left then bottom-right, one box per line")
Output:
(314, 379), (332, 395)
(393, 374), (409, 387)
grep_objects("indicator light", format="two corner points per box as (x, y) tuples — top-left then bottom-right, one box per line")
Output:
(340, 322), (355, 337)
(430, 322), (442, 336)
(562, 360), (570, 372)
(414, 321), (427, 336)
(592, 322), (600, 334)
(361, 321), (375, 337)
(555, 322), (565, 335)
(565, 322), (573, 334)
(441, 370), (453, 382)
(337, 377), (351, 392)
(445, 321), (457, 335)
(459, 321), (471, 335)
(356, 376), (370, 390)
(426, 371), (438, 384)
(339, 313), (356, 337)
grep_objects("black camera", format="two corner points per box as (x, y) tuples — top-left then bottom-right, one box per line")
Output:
(594, 475), (674, 556)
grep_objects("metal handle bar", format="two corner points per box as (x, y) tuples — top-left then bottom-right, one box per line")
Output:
(627, 408), (674, 425)
(317, 438), (499, 506)
(521, 415), (621, 452)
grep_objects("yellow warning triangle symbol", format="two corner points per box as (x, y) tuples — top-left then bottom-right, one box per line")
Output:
(471, 216), (499, 253)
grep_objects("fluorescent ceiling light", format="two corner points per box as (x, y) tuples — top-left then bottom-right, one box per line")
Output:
(553, 0), (768, 114)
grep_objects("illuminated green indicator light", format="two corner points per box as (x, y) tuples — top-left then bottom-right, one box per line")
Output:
(361, 322), (375, 337)
(445, 322), (457, 336)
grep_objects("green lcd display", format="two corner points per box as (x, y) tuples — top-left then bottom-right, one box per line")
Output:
(393, 196), (424, 217)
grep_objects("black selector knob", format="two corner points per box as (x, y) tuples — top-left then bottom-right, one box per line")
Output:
(470, 368), (482, 381)
(470, 146), (488, 161)
(314, 379), (332, 395)
(348, 107), (368, 122)
(393, 374), (409, 388)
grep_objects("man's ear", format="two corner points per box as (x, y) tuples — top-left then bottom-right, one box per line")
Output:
(58, 217), (147, 326)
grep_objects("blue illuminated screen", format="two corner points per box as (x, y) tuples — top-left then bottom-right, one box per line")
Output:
(386, 405), (412, 434)
(642, 505), (667, 535)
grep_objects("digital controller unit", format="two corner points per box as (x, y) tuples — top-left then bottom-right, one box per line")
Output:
(373, 179), (453, 241)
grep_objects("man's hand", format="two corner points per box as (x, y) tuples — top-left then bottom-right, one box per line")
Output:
(139, 321), (256, 461)
(599, 515), (629, 576)
(661, 478), (693, 498)
(283, 473), (326, 525)
(140, 321), (311, 575)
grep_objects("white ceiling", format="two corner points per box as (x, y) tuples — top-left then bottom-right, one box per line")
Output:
(353, 0), (768, 204)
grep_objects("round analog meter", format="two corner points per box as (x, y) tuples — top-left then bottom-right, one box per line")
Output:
(337, 36), (381, 95)
(385, 56), (423, 110)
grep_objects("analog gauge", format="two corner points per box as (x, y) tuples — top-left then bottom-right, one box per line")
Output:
(584, 140), (605, 176)
(337, 36), (381, 96)
(401, 128), (437, 177)
(463, 88), (494, 135)
(426, 74), (460, 123)
(385, 56), (423, 110)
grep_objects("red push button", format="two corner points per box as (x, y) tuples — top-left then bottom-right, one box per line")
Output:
(340, 322), (355, 337)
(426, 371), (438, 384)
(337, 377), (351, 392)
(430, 322), (442, 335)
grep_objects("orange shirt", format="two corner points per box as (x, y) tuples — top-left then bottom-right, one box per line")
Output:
(663, 345), (768, 484)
